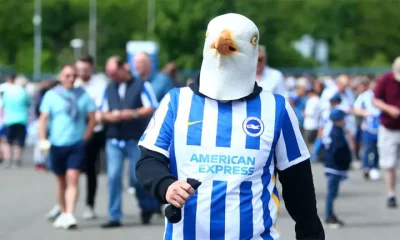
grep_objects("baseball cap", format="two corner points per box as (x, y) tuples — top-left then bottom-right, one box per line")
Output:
(330, 108), (346, 121)
(393, 56), (400, 81)
(329, 93), (342, 103)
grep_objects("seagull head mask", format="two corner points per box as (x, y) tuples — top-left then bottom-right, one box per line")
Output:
(199, 13), (259, 101)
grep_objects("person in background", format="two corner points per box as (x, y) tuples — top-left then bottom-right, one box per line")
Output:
(133, 52), (173, 102)
(313, 79), (325, 96)
(352, 79), (369, 161)
(312, 94), (342, 162)
(324, 108), (353, 228)
(33, 80), (59, 171)
(303, 89), (321, 154)
(353, 79), (380, 180)
(100, 56), (159, 228)
(74, 54), (108, 220)
(292, 77), (309, 130)
(161, 62), (184, 88)
(373, 57), (400, 208)
(1, 73), (31, 168)
(255, 45), (288, 97)
(0, 74), (13, 165)
(39, 64), (96, 229)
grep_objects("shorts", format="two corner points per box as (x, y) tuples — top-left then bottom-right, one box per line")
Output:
(378, 126), (400, 169)
(6, 124), (27, 147)
(50, 141), (86, 175)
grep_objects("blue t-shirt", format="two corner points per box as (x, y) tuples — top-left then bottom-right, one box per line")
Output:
(2, 85), (31, 126)
(40, 87), (96, 146)
(148, 73), (174, 102)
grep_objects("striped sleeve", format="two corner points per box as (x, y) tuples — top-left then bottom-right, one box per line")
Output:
(275, 99), (310, 171)
(141, 81), (159, 108)
(138, 93), (173, 158)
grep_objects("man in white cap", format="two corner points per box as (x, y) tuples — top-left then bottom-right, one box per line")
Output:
(136, 13), (324, 240)
(373, 57), (400, 208)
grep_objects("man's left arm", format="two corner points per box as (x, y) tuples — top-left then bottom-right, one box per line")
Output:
(275, 99), (325, 240)
(83, 94), (96, 141)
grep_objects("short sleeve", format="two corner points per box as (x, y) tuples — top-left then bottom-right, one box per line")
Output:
(141, 81), (159, 108)
(275, 99), (310, 171)
(39, 91), (52, 114)
(138, 92), (174, 158)
(99, 88), (109, 112)
(85, 93), (96, 112)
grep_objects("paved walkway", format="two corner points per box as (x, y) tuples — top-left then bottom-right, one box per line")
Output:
(1, 156), (399, 240)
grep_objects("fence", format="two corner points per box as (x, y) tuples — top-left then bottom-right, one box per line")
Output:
(0, 65), (392, 82)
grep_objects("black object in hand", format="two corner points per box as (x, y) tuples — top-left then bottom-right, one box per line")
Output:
(165, 178), (202, 223)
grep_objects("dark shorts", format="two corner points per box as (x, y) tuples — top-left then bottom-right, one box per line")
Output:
(50, 141), (86, 175)
(6, 124), (27, 147)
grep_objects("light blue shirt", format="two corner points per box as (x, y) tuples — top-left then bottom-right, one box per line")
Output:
(2, 85), (31, 126)
(40, 87), (96, 146)
(148, 73), (174, 102)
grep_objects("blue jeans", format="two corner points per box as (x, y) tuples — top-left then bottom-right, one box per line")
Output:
(325, 173), (341, 220)
(106, 139), (159, 222)
(362, 140), (379, 170)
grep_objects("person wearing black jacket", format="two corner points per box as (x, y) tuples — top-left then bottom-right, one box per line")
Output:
(136, 13), (324, 240)
(323, 108), (353, 229)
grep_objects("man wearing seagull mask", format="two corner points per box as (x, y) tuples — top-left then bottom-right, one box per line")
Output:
(136, 13), (325, 240)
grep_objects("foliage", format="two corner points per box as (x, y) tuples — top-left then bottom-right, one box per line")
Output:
(0, 0), (399, 75)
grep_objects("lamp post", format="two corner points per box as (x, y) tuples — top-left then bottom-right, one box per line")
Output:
(147, 0), (155, 36)
(33, 0), (42, 81)
(70, 39), (84, 60)
(88, 0), (97, 66)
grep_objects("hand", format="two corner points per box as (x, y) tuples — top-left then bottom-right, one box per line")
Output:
(387, 106), (400, 119)
(107, 110), (121, 122)
(83, 132), (92, 141)
(362, 111), (371, 118)
(95, 111), (102, 122)
(119, 110), (135, 120)
(38, 139), (51, 155)
(165, 180), (195, 208)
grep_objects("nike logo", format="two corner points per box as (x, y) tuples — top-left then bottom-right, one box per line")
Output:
(187, 120), (203, 126)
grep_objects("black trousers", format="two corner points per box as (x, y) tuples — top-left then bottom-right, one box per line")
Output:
(84, 130), (105, 208)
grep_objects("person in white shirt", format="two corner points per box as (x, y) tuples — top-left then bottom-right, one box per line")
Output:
(256, 45), (288, 98)
(303, 89), (321, 151)
(319, 75), (357, 136)
(74, 55), (109, 219)
(353, 79), (381, 180)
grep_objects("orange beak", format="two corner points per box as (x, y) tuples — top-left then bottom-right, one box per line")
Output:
(212, 30), (237, 55)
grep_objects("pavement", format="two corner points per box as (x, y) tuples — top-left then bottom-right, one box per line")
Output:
(1, 149), (400, 240)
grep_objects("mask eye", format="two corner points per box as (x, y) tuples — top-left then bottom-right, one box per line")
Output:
(251, 35), (258, 46)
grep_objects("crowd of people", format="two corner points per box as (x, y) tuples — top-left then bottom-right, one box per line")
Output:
(0, 45), (399, 231)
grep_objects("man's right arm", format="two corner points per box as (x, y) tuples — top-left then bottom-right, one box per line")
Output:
(38, 92), (52, 140)
(136, 147), (177, 203)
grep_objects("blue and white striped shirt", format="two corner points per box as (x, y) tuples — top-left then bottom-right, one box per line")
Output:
(139, 87), (310, 240)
